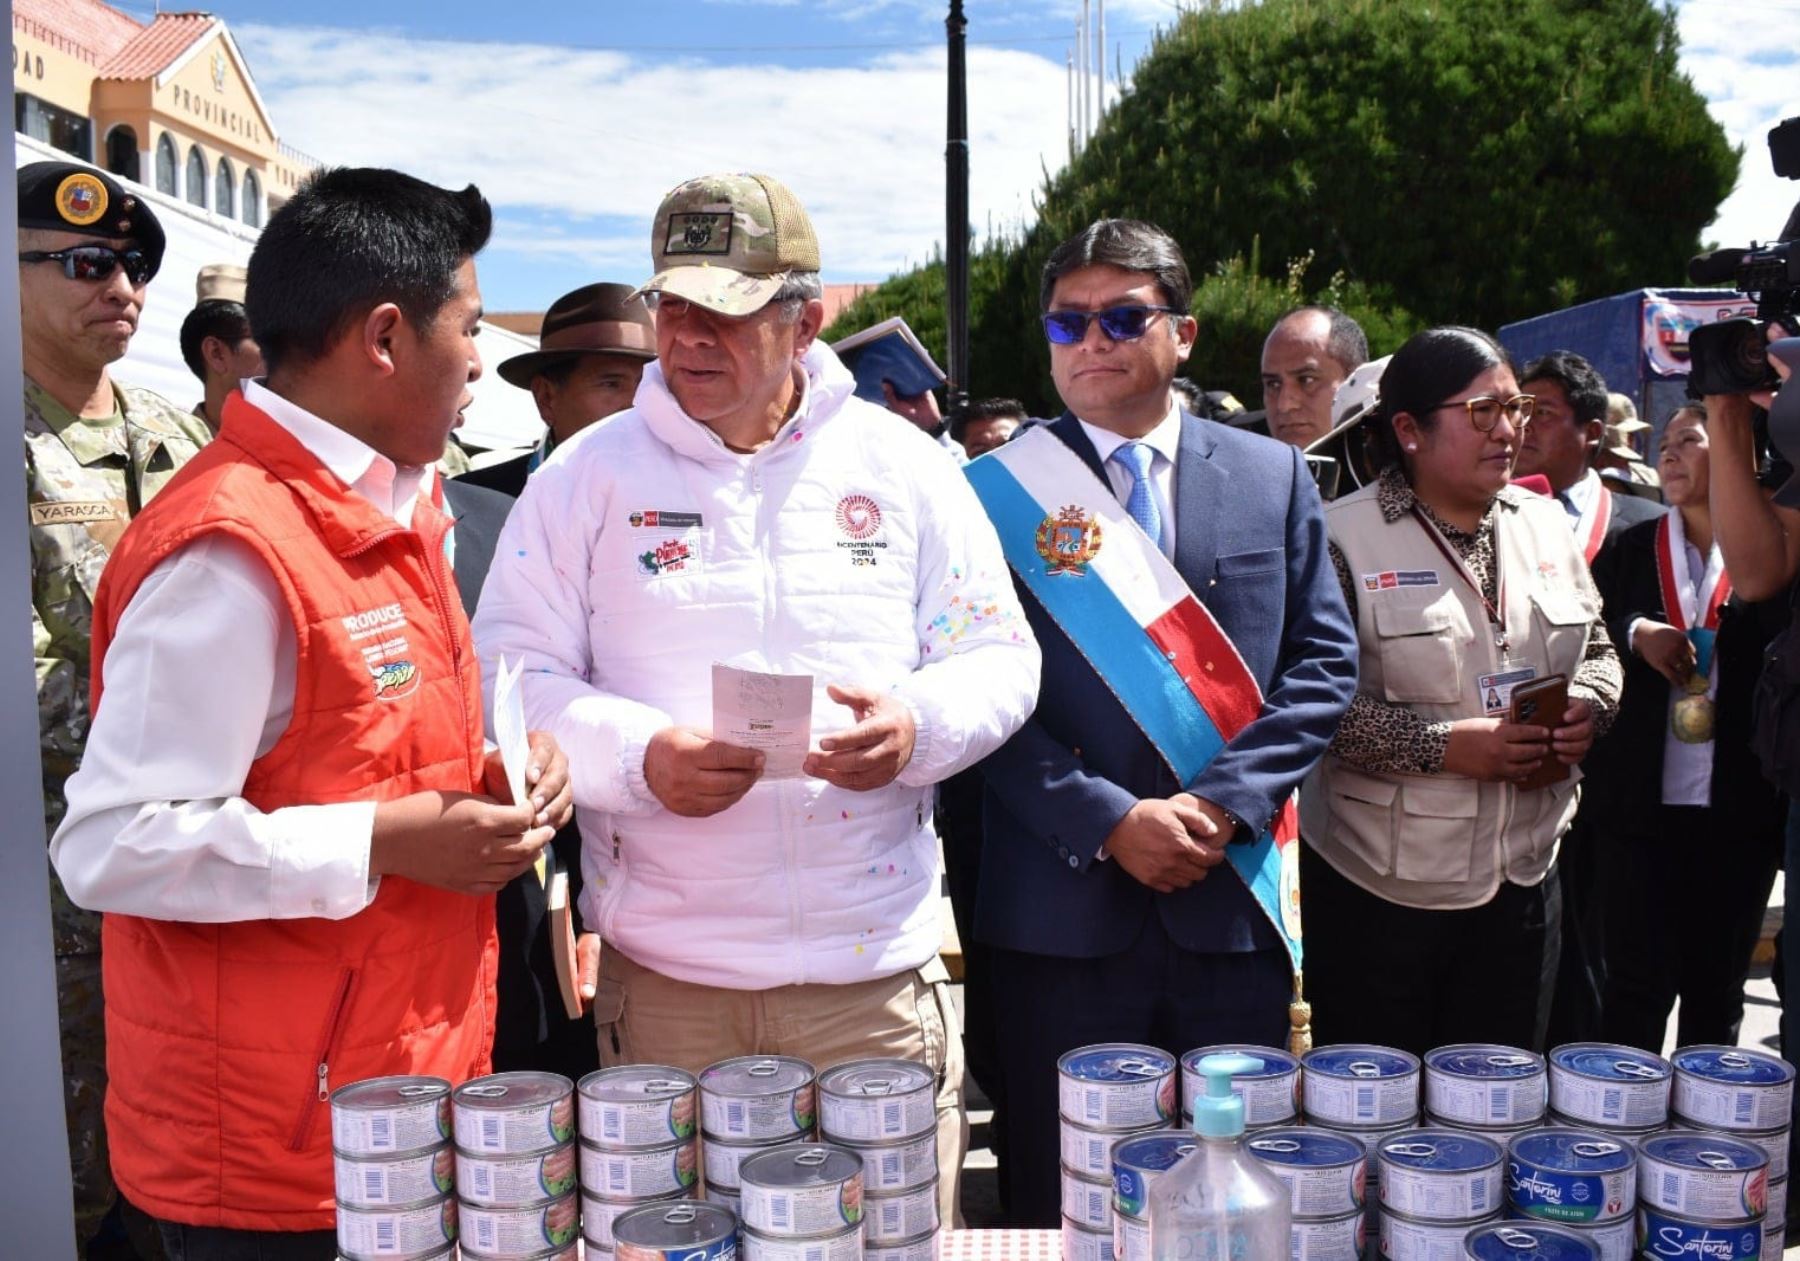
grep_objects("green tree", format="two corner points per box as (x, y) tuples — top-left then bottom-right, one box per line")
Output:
(832, 0), (1735, 416)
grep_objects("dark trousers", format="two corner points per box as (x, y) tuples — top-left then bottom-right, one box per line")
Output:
(988, 913), (1290, 1227)
(1545, 815), (1605, 1045)
(153, 1220), (334, 1261)
(1301, 842), (1561, 1057)
(1600, 804), (1781, 1053)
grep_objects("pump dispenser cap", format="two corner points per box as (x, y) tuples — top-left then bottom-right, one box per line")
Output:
(1192, 1053), (1262, 1139)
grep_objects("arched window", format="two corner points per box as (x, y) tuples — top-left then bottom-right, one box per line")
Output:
(104, 126), (139, 183)
(154, 134), (177, 195)
(185, 145), (207, 207)
(242, 170), (262, 228)
(214, 156), (234, 219)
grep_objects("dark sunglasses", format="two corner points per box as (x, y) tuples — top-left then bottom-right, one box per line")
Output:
(18, 245), (152, 286)
(1042, 304), (1182, 345)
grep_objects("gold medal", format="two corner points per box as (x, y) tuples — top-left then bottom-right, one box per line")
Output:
(1672, 675), (1715, 744)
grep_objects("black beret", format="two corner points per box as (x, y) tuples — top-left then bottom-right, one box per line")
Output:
(17, 162), (166, 281)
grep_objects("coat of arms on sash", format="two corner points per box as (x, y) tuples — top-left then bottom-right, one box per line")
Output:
(1035, 505), (1103, 577)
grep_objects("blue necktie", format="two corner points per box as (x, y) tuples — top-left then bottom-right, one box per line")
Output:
(1110, 441), (1163, 549)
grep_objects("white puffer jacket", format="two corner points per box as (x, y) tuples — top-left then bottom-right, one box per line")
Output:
(472, 343), (1039, 988)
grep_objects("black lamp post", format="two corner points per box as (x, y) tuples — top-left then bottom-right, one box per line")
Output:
(945, 0), (970, 425)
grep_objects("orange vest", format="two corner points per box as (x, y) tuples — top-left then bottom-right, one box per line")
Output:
(90, 393), (496, 1231)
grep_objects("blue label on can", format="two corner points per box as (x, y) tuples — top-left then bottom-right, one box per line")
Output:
(1112, 1133), (1195, 1219)
(1507, 1130), (1633, 1225)
(1427, 1047), (1543, 1080)
(1549, 1044), (1671, 1083)
(1672, 1048), (1796, 1088)
(1636, 1205), (1762, 1259)
(1306, 1047), (1418, 1080)
(1380, 1130), (1501, 1172)
(1062, 1047), (1176, 1082)
(1463, 1222), (1599, 1261)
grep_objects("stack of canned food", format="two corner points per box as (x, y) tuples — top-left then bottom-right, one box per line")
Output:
(614, 1197), (739, 1261)
(1245, 1126), (1367, 1258)
(1546, 1043), (1671, 1142)
(1666, 1044), (1794, 1258)
(1374, 1127), (1504, 1255)
(1302, 1043), (1421, 1248)
(577, 1065), (701, 1256)
(451, 1071), (581, 1261)
(1635, 1129), (1769, 1261)
(1056, 1043), (1179, 1261)
(1502, 1127), (1636, 1260)
(817, 1058), (940, 1261)
(738, 1141), (866, 1261)
(1107, 1130), (1198, 1261)
(331, 1075), (459, 1261)
(699, 1056), (818, 1218)
(1424, 1045), (1546, 1146)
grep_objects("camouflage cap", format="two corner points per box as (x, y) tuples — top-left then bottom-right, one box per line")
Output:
(634, 173), (820, 317)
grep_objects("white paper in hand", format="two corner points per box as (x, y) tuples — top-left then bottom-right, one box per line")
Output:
(493, 655), (545, 885)
(711, 662), (813, 779)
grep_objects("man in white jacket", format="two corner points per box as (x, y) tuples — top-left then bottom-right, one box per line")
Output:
(472, 173), (1039, 1220)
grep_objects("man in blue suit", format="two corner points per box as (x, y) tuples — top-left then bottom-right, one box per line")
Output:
(973, 219), (1358, 1224)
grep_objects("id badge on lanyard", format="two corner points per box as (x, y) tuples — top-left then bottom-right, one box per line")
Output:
(1410, 506), (1536, 715)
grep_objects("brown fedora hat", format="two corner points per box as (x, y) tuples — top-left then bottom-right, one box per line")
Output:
(497, 282), (656, 388)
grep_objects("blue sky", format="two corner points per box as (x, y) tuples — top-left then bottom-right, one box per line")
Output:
(120, 0), (1798, 315)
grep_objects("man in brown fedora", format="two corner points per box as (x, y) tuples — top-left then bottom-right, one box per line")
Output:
(460, 281), (656, 496)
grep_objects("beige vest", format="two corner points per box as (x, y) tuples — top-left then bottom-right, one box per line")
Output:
(1301, 483), (1599, 910)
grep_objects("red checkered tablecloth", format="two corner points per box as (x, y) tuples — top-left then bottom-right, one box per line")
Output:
(934, 1228), (1063, 1261)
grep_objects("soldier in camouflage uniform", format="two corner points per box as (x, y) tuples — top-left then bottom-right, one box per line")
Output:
(19, 161), (210, 1255)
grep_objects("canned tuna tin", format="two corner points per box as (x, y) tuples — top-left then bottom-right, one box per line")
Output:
(459, 1193), (581, 1255)
(738, 1143), (865, 1236)
(1634, 1204), (1763, 1260)
(1180, 1044), (1300, 1128)
(1637, 1132), (1769, 1219)
(579, 1139), (700, 1200)
(1111, 1129), (1197, 1219)
(1378, 1129), (1503, 1221)
(700, 1057), (817, 1141)
(581, 1188), (691, 1251)
(579, 1066), (698, 1148)
(1671, 1045), (1798, 1132)
(865, 1231), (938, 1261)
(1303, 1045), (1422, 1128)
(1425, 1045), (1547, 1129)
(1505, 1128), (1635, 1225)
(454, 1072), (577, 1154)
(456, 1144), (578, 1208)
(865, 1183), (940, 1243)
(1115, 1210), (1150, 1261)
(843, 1130), (937, 1193)
(740, 1223), (864, 1261)
(818, 1059), (936, 1142)
(336, 1196), (458, 1258)
(1061, 1165), (1113, 1230)
(1058, 1044), (1177, 1130)
(701, 1133), (766, 1190)
(614, 1200), (739, 1261)
(1058, 1116), (1148, 1179)
(1289, 1210), (1365, 1260)
(1462, 1222), (1599, 1260)
(1060, 1217), (1113, 1261)
(1379, 1208), (1500, 1259)
(331, 1076), (453, 1157)
(1245, 1128), (1367, 1218)
(1517, 1212), (1634, 1261)
(1546, 1044), (1671, 1129)
(334, 1145), (456, 1208)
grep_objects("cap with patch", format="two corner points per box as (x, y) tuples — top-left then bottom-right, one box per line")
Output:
(634, 172), (819, 317)
(196, 263), (248, 305)
(18, 161), (165, 281)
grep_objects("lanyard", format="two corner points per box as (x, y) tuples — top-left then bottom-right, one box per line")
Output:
(1411, 505), (1509, 653)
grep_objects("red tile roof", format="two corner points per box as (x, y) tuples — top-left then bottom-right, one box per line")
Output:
(13, 0), (144, 66)
(97, 11), (217, 81)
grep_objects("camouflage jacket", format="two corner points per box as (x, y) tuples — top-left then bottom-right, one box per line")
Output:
(27, 377), (211, 956)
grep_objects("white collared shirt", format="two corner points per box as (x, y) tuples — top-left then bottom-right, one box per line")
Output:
(1560, 467), (1603, 524)
(50, 382), (437, 923)
(1078, 403), (1182, 558)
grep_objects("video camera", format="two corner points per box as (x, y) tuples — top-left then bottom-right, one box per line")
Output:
(1686, 116), (1800, 396)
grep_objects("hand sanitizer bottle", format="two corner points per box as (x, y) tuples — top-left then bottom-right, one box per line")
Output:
(1148, 1052), (1291, 1261)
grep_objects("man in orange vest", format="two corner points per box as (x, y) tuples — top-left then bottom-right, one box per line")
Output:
(49, 167), (572, 1260)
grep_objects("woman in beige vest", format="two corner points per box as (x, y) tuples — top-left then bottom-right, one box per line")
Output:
(1298, 326), (1622, 1055)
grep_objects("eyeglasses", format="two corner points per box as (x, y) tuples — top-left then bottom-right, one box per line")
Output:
(1431, 392), (1536, 432)
(18, 245), (152, 286)
(1042, 304), (1181, 345)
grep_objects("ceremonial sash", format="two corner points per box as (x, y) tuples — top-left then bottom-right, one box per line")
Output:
(1655, 509), (1731, 677)
(965, 425), (1304, 981)
(1575, 480), (1613, 565)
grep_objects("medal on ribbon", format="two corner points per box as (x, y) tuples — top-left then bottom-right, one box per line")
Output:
(1655, 513), (1731, 744)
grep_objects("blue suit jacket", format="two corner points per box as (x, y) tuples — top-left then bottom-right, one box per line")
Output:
(976, 411), (1358, 958)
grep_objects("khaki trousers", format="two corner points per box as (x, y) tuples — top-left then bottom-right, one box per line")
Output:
(595, 946), (966, 1227)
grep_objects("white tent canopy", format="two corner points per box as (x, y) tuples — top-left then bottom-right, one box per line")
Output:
(15, 135), (546, 454)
